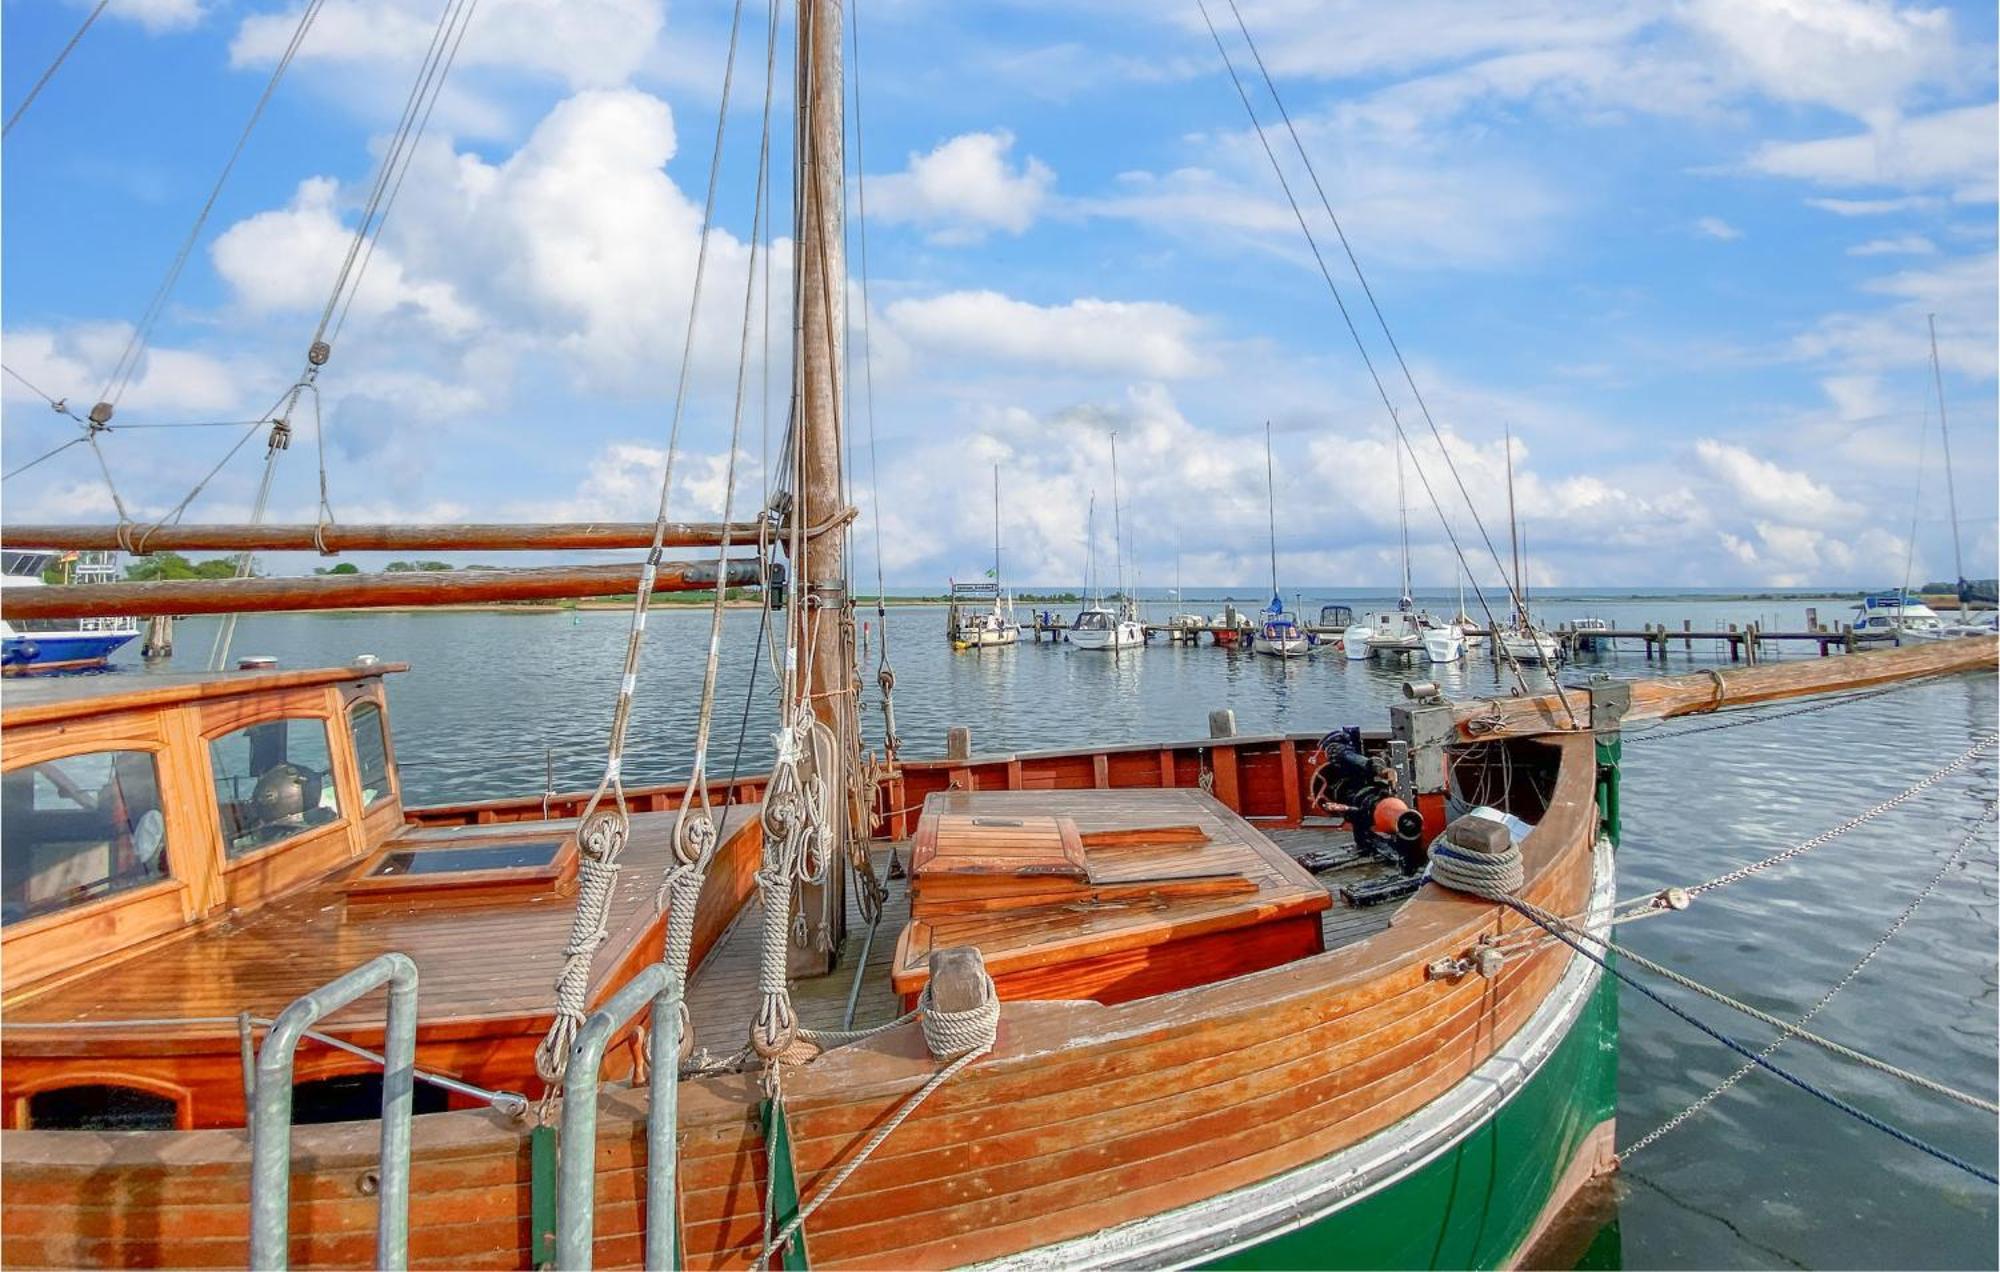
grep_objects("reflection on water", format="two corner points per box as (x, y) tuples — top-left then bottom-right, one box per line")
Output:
(97, 591), (1996, 1269)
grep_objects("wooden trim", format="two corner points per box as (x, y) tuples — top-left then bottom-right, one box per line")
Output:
(2, 666), (402, 728)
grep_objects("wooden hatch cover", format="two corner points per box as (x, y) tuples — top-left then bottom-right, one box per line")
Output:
(894, 789), (1329, 1006)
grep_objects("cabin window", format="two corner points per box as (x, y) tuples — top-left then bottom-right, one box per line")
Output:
(25, 1083), (178, 1131)
(349, 702), (393, 806)
(210, 719), (343, 858)
(2, 751), (168, 926)
(291, 1073), (447, 1125)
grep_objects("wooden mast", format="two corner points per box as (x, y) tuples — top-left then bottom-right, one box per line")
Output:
(790, 0), (850, 975)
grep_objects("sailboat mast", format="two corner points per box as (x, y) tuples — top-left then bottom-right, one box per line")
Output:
(790, 0), (849, 973)
(992, 464), (1003, 588)
(1395, 430), (1410, 606)
(1264, 421), (1279, 602)
(1505, 424), (1524, 629)
(1927, 314), (1966, 621)
(1110, 432), (1126, 610)
(1086, 493), (1098, 605)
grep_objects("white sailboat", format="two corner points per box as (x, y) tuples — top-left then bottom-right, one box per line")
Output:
(1496, 428), (1562, 665)
(952, 467), (1020, 649)
(1253, 423), (1311, 658)
(1364, 434), (1438, 658)
(1069, 437), (1144, 651)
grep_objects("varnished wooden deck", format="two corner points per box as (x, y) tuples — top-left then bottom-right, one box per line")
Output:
(686, 816), (1406, 1052)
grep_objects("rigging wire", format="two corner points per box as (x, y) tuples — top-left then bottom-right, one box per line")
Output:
(1192, 0), (1548, 710)
(2, 0), (110, 138)
(534, 0), (753, 1096)
(1901, 397), (1930, 603)
(96, 0), (329, 415)
(1220, 0), (1534, 636)
(1, 436), (89, 482)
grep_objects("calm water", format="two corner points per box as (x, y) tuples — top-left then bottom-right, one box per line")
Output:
(121, 589), (1998, 1268)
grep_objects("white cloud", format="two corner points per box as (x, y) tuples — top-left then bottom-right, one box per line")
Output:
(101, 0), (205, 33)
(1847, 234), (1936, 256)
(0, 324), (245, 416)
(1694, 438), (1841, 525)
(1793, 252), (1998, 378)
(230, 0), (663, 90)
(1695, 215), (1743, 240)
(1803, 194), (1941, 215)
(884, 292), (1212, 379)
(1680, 0), (1960, 125)
(869, 131), (1055, 244)
(209, 176), (480, 337)
(1746, 103), (1998, 201)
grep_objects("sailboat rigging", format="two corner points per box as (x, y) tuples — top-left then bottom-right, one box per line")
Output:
(1253, 421), (1310, 657)
(1069, 433), (1145, 650)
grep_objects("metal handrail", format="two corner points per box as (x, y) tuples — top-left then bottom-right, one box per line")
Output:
(556, 963), (684, 1271)
(249, 953), (420, 1271)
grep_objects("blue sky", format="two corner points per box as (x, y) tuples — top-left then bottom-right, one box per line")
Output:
(2, 0), (1995, 591)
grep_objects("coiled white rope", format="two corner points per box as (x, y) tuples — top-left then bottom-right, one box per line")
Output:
(1427, 840), (1523, 897)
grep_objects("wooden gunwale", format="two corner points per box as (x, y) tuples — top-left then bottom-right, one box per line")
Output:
(1454, 633), (1996, 739)
(0, 664), (407, 728)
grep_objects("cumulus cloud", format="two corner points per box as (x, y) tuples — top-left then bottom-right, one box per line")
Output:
(1746, 103), (1998, 201)
(1694, 439), (1841, 525)
(868, 130), (1055, 244)
(1792, 252), (1999, 378)
(1680, 0), (1960, 125)
(884, 292), (1213, 379)
(0, 323), (246, 416)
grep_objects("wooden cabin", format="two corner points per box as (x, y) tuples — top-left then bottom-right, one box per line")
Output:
(0, 662), (765, 1133)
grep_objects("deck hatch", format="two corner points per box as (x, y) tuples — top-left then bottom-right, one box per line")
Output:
(369, 840), (564, 877)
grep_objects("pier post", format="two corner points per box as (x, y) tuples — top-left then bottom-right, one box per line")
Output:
(1682, 618), (1692, 653)
(1728, 623), (1740, 662)
(946, 726), (972, 760)
(142, 614), (173, 660)
(1208, 709), (1237, 739)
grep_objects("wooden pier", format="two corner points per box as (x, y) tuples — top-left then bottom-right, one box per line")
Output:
(1011, 604), (1888, 662)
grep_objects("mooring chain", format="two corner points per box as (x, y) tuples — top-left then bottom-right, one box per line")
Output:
(1624, 803), (2000, 1160)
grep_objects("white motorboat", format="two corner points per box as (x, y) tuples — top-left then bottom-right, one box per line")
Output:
(1422, 625), (1466, 663)
(1851, 594), (1948, 643)
(1342, 624), (1376, 660)
(948, 467), (1022, 649)
(1497, 626), (1563, 664)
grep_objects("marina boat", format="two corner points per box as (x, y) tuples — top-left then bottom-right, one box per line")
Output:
(1852, 593), (1949, 643)
(3, 6), (1994, 1268)
(1495, 428), (1563, 666)
(1364, 441), (1440, 659)
(1317, 603), (1354, 632)
(1252, 605), (1312, 658)
(1342, 621), (1376, 660)
(1210, 605), (1254, 647)
(945, 470), (1021, 650)
(1066, 604), (1144, 650)
(1252, 425), (1312, 658)
(1164, 612), (1206, 642)
(1571, 617), (1610, 652)
(1423, 624), (1467, 663)
(1070, 440), (1145, 652)
(0, 553), (139, 675)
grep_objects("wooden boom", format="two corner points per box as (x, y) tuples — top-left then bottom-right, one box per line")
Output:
(0, 521), (762, 554)
(1, 559), (766, 619)
(1452, 635), (1997, 740)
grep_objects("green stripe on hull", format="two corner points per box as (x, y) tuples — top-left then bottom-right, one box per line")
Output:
(1213, 967), (1619, 1271)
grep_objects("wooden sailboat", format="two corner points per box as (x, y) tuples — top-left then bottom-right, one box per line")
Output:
(3, 5), (1996, 1270)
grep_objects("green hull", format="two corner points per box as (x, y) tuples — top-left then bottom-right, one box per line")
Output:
(1214, 967), (1620, 1271)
